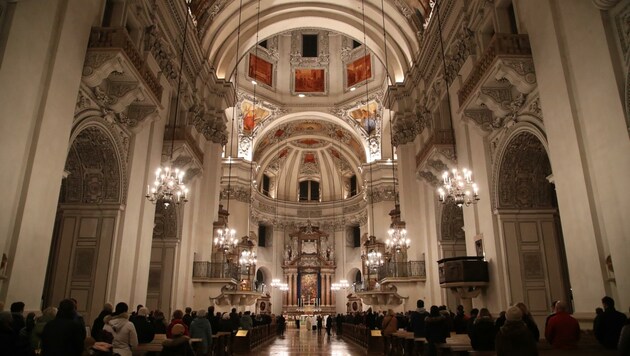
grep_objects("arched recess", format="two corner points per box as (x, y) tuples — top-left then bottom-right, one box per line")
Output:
(494, 128), (571, 322)
(347, 267), (362, 289)
(256, 266), (272, 290)
(438, 202), (466, 310)
(44, 122), (126, 324)
(146, 201), (183, 314)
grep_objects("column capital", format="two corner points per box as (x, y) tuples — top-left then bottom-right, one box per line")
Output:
(592, 0), (621, 10)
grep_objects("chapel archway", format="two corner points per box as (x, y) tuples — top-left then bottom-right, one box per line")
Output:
(44, 123), (125, 323)
(495, 130), (570, 322)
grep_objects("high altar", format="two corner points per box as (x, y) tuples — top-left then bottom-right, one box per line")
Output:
(282, 221), (336, 315)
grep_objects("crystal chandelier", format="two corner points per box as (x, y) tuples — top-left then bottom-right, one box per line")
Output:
(366, 249), (384, 269)
(386, 222), (410, 253)
(146, 167), (188, 207)
(437, 168), (479, 207)
(214, 227), (237, 252)
(239, 249), (257, 266)
(146, 0), (192, 208)
(434, 1), (480, 208)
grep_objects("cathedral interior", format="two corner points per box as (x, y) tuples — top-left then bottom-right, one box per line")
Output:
(0, 0), (629, 336)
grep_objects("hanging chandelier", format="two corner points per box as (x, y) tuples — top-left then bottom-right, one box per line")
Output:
(434, 0), (480, 208)
(271, 278), (289, 291)
(239, 249), (257, 267)
(437, 168), (479, 207)
(214, 227), (238, 252)
(366, 249), (384, 269)
(146, 167), (188, 207)
(386, 223), (410, 253)
(146, 0), (192, 208)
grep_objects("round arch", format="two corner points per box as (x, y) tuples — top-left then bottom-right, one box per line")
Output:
(201, 0), (417, 82)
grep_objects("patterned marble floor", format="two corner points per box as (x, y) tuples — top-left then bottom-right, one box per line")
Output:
(251, 326), (366, 355)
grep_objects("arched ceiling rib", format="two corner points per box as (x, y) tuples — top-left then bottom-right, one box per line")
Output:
(200, 0), (418, 83)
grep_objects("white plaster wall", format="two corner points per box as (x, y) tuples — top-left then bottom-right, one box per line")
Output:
(0, 0), (104, 309)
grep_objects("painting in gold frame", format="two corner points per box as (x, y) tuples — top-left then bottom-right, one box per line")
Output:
(248, 53), (273, 87)
(294, 68), (325, 93)
(346, 54), (372, 88)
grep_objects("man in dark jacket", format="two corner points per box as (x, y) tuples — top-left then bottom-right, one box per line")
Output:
(408, 299), (430, 337)
(91, 303), (113, 341)
(594, 296), (628, 349)
(10, 302), (25, 338)
(182, 307), (193, 327)
(132, 307), (156, 344)
(41, 299), (85, 356)
(229, 308), (240, 332)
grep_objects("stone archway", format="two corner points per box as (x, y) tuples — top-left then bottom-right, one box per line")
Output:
(495, 130), (570, 326)
(44, 124), (125, 323)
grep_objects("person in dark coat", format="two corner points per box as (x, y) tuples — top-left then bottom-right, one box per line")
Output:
(10, 302), (26, 338)
(91, 303), (113, 341)
(495, 311), (506, 328)
(0, 311), (18, 355)
(594, 296), (627, 349)
(161, 324), (194, 356)
(365, 308), (376, 329)
(495, 306), (538, 356)
(17, 312), (36, 355)
(408, 299), (430, 338)
(166, 310), (189, 338)
(229, 308), (240, 332)
(132, 307), (155, 344)
(469, 308), (497, 351)
(516, 302), (540, 342)
(424, 306), (450, 356)
(325, 314), (332, 336)
(40, 299), (85, 356)
(453, 305), (468, 334)
(182, 307), (193, 328)
(152, 310), (167, 334)
(466, 308), (479, 335)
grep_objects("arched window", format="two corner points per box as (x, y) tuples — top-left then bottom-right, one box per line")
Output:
(298, 180), (320, 201)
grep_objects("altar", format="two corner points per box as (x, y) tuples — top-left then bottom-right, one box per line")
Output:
(282, 221), (336, 315)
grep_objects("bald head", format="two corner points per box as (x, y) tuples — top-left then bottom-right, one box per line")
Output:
(554, 301), (568, 313)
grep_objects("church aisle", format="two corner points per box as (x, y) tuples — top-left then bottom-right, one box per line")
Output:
(252, 325), (366, 355)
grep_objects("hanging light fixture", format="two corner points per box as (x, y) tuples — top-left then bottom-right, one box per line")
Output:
(239, 249), (257, 267)
(434, 0), (480, 208)
(214, 0), (245, 252)
(366, 249), (384, 269)
(146, 0), (193, 208)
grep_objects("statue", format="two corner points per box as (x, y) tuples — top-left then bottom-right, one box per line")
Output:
(284, 245), (291, 261)
(292, 237), (298, 258)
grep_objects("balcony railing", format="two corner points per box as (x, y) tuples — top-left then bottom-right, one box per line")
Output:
(377, 260), (426, 280)
(192, 261), (239, 280)
(88, 27), (163, 100)
(458, 33), (531, 107)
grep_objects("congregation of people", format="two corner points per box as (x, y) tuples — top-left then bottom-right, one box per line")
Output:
(0, 295), (628, 355)
(0, 299), (287, 356)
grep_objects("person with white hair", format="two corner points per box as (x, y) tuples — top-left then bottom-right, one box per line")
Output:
(131, 307), (155, 344)
(495, 306), (538, 356)
(190, 309), (212, 356)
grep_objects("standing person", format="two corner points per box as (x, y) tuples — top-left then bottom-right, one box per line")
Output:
(317, 315), (323, 333)
(425, 306), (450, 356)
(167, 310), (189, 338)
(182, 307), (193, 328)
(408, 299), (430, 338)
(229, 308), (240, 332)
(32, 307), (57, 351)
(190, 310), (212, 356)
(69, 298), (86, 340)
(132, 307), (155, 344)
(382, 309), (398, 354)
(336, 314), (343, 335)
(453, 305), (468, 334)
(295, 316), (300, 330)
(469, 308), (497, 351)
(325, 314), (332, 336)
(103, 302), (138, 356)
(366, 308), (376, 330)
(277, 314), (286, 336)
(91, 303), (113, 341)
(495, 306), (538, 356)
(40, 299), (85, 356)
(618, 312), (630, 356)
(545, 301), (580, 349)
(594, 296), (627, 349)
(152, 310), (168, 334)
(10, 302), (25, 338)
(1, 311), (17, 355)
(515, 302), (540, 342)
(240, 311), (253, 330)
(17, 312), (36, 355)
(161, 324), (194, 356)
